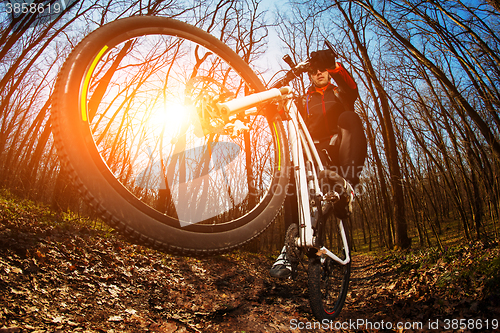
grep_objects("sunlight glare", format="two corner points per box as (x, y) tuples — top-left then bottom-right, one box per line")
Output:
(148, 101), (189, 137)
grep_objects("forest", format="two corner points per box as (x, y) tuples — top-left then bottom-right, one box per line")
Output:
(1, 0), (500, 252)
(1, 0), (500, 331)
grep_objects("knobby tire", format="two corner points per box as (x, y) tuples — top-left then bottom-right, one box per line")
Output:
(53, 16), (289, 256)
(308, 215), (351, 321)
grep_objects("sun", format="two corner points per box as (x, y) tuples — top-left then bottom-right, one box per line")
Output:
(147, 101), (190, 137)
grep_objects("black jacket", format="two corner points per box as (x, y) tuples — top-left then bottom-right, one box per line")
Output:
(304, 63), (358, 142)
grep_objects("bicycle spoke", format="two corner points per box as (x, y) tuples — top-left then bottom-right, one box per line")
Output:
(84, 35), (278, 226)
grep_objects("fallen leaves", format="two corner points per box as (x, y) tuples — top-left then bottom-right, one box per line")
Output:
(1, 193), (499, 332)
(108, 315), (124, 322)
(343, 243), (500, 327)
(0, 198), (311, 332)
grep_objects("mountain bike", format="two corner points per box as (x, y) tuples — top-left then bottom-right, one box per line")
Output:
(53, 16), (352, 320)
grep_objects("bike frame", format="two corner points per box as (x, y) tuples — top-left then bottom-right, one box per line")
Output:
(218, 86), (350, 266)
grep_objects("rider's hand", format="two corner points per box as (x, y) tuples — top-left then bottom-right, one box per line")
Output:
(309, 49), (337, 71)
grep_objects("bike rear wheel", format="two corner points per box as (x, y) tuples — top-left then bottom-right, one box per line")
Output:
(308, 215), (351, 321)
(53, 16), (288, 255)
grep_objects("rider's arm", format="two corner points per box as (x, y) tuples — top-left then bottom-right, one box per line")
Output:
(327, 63), (358, 106)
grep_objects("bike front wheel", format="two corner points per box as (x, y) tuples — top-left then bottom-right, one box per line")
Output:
(53, 16), (289, 255)
(308, 217), (351, 321)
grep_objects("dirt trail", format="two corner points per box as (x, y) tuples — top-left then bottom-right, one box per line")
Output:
(1, 212), (498, 332)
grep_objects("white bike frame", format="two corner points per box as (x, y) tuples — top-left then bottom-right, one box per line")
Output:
(218, 86), (350, 266)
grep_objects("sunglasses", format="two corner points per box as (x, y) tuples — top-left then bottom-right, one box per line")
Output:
(308, 67), (327, 75)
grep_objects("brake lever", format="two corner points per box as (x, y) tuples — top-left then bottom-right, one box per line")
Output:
(271, 56), (311, 88)
(283, 54), (310, 74)
(294, 60), (310, 74)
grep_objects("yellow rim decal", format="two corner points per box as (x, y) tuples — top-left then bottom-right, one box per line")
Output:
(273, 122), (281, 171)
(81, 45), (108, 122)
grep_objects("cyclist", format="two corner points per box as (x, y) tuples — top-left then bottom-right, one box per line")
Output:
(270, 49), (367, 279)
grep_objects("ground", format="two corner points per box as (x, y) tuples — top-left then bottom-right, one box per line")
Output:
(1, 196), (499, 332)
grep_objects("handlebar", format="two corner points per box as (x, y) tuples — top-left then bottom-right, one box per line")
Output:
(271, 40), (337, 89)
(271, 56), (310, 88)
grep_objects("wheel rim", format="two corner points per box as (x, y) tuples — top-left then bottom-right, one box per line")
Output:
(78, 30), (283, 231)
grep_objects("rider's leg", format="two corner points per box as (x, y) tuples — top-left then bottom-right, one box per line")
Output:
(337, 111), (367, 186)
(320, 111), (367, 219)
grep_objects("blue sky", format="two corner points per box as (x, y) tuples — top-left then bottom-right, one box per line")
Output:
(256, 0), (289, 81)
